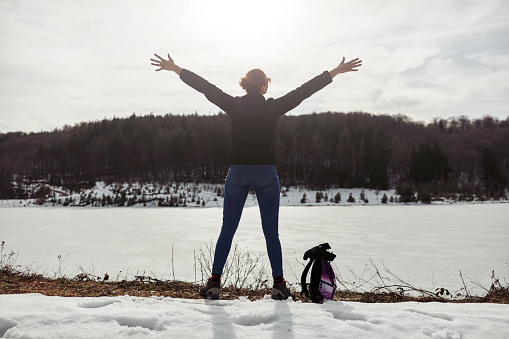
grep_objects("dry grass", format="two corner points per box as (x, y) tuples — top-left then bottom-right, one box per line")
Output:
(0, 271), (271, 301)
(1, 271), (508, 303)
(1, 241), (508, 303)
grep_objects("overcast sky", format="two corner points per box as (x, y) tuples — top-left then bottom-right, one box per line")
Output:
(0, 0), (508, 133)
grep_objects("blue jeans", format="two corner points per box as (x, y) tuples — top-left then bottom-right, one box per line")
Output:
(212, 165), (283, 277)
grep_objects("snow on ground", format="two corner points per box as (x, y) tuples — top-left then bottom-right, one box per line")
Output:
(1, 193), (508, 338)
(1, 205), (508, 295)
(4, 181), (503, 208)
(0, 293), (508, 338)
(0, 182), (402, 208)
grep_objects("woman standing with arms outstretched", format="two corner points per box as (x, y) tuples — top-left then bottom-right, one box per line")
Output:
(150, 54), (362, 300)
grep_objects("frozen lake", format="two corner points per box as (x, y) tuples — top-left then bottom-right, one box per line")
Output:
(1, 204), (508, 295)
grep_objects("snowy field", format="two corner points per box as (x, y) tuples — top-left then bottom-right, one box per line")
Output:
(1, 204), (508, 293)
(0, 293), (508, 339)
(1, 204), (509, 338)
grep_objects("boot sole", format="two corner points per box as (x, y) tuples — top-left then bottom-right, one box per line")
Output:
(199, 287), (220, 300)
(271, 288), (295, 301)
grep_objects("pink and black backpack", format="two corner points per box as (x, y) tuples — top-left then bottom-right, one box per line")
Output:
(300, 243), (337, 303)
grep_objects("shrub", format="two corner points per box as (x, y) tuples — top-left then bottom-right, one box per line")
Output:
(301, 193), (307, 204)
(398, 185), (416, 203)
(419, 191), (432, 204)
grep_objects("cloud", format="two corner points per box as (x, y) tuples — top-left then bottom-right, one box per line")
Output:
(0, 0), (508, 132)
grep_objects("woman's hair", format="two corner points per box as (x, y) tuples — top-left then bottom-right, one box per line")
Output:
(239, 69), (269, 94)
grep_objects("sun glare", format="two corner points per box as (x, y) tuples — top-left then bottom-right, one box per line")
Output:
(195, 0), (287, 44)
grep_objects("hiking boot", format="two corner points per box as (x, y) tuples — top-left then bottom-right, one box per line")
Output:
(271, 280), (295, 301)
(199, 278), (220, 299)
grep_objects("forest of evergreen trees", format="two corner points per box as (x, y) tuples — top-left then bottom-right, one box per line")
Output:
(0, 111), (508, 200)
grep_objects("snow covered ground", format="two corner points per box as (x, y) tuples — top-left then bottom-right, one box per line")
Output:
(5, 180), (505, 209)
(1, 203), (508, 338)
(1, 182), (404, 208)
(1, 293), (508, 338)
(1, 204), (508, 294)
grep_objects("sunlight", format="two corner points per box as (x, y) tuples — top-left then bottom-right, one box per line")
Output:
(194, 0), (288, 44)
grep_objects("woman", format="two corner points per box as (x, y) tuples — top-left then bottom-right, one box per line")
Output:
(150, 53), (362, 300)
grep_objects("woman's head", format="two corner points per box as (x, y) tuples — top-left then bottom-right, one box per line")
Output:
(239, 69), (271, 94)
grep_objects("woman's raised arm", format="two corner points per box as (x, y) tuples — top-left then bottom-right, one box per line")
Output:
(151, 53), (235, 113)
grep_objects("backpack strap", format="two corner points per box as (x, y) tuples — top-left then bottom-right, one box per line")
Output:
(300, 256), (316, 299)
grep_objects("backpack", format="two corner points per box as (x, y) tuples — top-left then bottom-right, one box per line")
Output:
(300, 243), (337, 303)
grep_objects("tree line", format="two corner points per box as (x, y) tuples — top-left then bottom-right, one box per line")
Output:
(0, 112), (508, 200)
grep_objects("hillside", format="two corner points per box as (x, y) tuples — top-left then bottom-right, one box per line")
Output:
(1, 112), (508, 201)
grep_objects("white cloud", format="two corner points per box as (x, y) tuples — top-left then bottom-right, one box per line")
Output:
(0, 0), (508, 132)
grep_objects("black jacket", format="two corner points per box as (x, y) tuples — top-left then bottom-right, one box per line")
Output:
(180, 69), (332, 165)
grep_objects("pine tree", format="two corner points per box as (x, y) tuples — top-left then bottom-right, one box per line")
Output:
(301, 193), (307, 204)
(481, 147), (504, 197)
(410, 142), (451, 183)
(360, 189), (366, 203)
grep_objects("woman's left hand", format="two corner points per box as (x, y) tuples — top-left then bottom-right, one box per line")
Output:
(150, 53), (182, 74)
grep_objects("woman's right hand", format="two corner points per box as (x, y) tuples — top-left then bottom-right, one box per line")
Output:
(329, 57), (362, 78)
